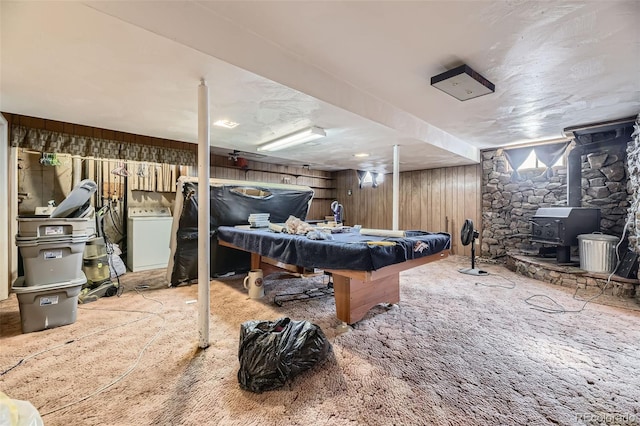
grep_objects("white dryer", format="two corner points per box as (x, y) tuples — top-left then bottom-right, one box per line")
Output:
(126, 207), (173, 272)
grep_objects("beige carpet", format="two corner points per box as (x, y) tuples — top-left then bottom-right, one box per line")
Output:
(1, 256), (639, 426)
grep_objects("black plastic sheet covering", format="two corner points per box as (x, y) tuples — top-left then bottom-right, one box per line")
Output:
(217, 227), (451, 271)
(237, 317), (330, 393)
(170, 181), (314, 285)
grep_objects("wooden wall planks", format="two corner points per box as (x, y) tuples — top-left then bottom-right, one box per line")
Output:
(211, 155), (335, 220)
(5, 113), (336, 220)
(335, 164), (481, 256)
(7, 114), (481, 236)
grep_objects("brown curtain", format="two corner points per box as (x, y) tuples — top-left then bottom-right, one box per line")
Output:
(10, 125), (196, 166)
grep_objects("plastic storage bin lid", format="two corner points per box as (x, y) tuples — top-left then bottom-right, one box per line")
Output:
(12, 274), (87, 294)
(16, 216), (96, 242)
(15, 234), (89, 247)
(50, 179), (97, 218)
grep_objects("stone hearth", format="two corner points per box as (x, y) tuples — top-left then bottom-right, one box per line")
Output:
(506, 254), (639, 298)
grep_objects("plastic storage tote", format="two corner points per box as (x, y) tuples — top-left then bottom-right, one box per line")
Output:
(12, 274), (86, 333)
(17, 216), (94, 239)
(16, 235), (88, 286)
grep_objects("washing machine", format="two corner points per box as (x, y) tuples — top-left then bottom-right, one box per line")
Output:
(126, 207), (173, 272)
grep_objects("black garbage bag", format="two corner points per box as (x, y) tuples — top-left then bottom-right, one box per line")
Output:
(237, 317), (330, 393)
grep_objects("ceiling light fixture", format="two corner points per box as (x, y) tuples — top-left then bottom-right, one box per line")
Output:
(353, 153), (370, 158)
(213, 119), (239, 129)
(430, 64), (495, 101)
(257, 126), (326, 152)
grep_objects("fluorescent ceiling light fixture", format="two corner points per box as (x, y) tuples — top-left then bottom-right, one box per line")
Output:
(430, 64), (495, 101)
(353, 153), (370, 158)
(213, 119), (239, 129)
(257, 126), (326, 152)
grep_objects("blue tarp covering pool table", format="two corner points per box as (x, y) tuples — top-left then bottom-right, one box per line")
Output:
(216, 226), (451, 271)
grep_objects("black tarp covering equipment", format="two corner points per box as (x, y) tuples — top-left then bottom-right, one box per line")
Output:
(169, 178), (314, 285)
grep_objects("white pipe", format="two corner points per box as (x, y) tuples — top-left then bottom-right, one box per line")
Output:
(392, 144), (399, 230)
(197, 79), (211, 349)
(0, 115), (8, 300)
(9, 148), (18, 286)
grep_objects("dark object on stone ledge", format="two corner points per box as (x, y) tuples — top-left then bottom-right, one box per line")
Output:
(538, 246), (558, 258)
(616, 251), (639, 279)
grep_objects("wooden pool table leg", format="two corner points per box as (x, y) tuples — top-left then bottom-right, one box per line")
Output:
(332, 273), (400, 324)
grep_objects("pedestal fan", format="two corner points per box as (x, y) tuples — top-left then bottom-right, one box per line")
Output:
(459, 219), (489, 276)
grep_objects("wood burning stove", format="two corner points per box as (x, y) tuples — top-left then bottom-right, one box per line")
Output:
(530, 207), (601, 263)
(531, 117), (635, 264)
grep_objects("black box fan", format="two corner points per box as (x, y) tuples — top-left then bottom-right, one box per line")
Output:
(459, 219), (488, 276)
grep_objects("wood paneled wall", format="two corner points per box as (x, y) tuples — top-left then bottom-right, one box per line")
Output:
(5, 113), (336, 220)
(334, 170), (393, 229)
(6, 113), (480, 241)
(335, 164), (482, 256)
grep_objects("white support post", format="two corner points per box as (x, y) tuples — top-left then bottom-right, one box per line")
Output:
(9, 146), (18, 286)
(198, 79), (211, 349)
(392, 144), (400, 231)
(0, 114), (9, 300)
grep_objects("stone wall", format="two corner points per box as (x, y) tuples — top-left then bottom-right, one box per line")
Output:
(581, 146), (630, 237)
(481, 145), (630, 258)
(627, 116), (640, 254)
(506, 255), (636, 298)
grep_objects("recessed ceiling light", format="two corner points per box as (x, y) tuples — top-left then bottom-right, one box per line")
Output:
(213, 119), (239, 129)
(353, 153), (370, 158)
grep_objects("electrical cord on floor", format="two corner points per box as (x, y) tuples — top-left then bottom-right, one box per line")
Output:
(2, 287), (165, 417)
(524, 274), (611, 314)
(0, 305), (157, 377)
(38, 286), (165, 417)
(474, 273), (517, 289)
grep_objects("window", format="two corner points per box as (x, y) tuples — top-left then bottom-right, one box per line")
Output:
(517, 150), (564, 170)
(357, 170), (384, 188)
(361, 172), (384, 186)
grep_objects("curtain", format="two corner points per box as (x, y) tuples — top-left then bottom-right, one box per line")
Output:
(503, 146), (533, 181)
(356, 170), (369, 188)
(370, 172), (380, 188)
(534, 142), (570, 178)
(11, 125), (197, 166)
